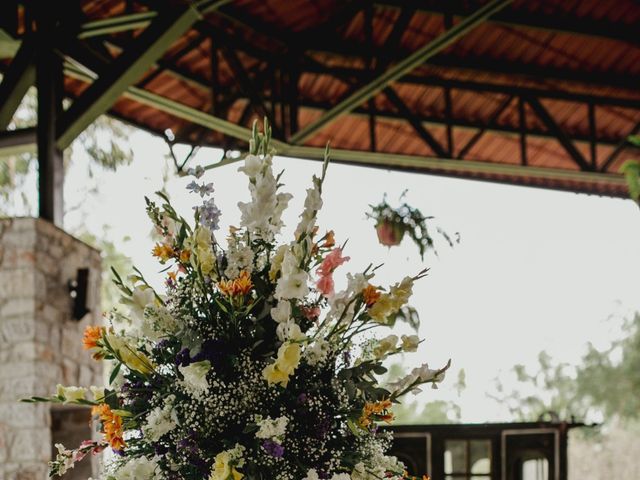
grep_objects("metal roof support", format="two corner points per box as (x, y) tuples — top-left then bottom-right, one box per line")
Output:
(289, 0), (514, 145)
(601, 121), (640, 173)
(219, 45), (283, 139)
(457, 95), (514, 160)
(0, 127), (36, 156)
(526, 97), (591, 171)
(56, 7), (201, 149)
(56, 0), (232, 150)
(383, 87), (448, 158)
(0, 37), (35, 130)
(35, 8), (64, 226)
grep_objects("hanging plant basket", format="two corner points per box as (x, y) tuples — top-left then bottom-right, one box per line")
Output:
(367, 191), (459, 259)
(376, 218), (405, 246)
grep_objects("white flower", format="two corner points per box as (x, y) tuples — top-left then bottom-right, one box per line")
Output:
(270, 301), (291, 323)
(401, 334), (420, 352)
(129, 286), (156, 323)
(255, 415), (288, 443)
(143, 396), (178, 442)
(303, 469), (320, 480)
(56, 385), (86, 404)
(305, 338), (330, 366)
(237, 154), (262, 178)
(112, 455), (161, 480)
(276, 320), (305, 342)
(275, 271), (309, 300)
(179, 360), (211, 394)
(330, 474), (351, 480)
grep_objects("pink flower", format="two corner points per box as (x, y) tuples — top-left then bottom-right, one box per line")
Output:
(301, 306), (321, 321)
(316, 274), (335, 297)
(317, 248), (350, 277)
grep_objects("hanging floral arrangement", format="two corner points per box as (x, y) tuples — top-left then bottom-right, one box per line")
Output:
(367, 191), (458, 259)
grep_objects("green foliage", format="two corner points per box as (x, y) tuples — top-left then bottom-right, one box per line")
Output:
(0, 87), (133, 215)
(77, 228), (133, 313)
(491, 314), (640, 423)
(620, 135), (640, 204)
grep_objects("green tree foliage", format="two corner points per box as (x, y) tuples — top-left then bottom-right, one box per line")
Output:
(620, 135), (640, 205)
(490, 314), (640, 424)
(78, 228), (133, 313)
(0, 86), (133, 215)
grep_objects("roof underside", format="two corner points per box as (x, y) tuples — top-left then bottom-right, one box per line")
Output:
(3, 0), (640, 197)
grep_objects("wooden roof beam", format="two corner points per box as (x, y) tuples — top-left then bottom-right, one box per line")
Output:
(289, 0), (514, 145)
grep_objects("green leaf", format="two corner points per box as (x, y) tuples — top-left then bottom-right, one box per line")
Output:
(109, 362), (122, 385)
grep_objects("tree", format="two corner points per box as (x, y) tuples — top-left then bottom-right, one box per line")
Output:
(490, 314), (640, 424)
(0, 86), (133, 216)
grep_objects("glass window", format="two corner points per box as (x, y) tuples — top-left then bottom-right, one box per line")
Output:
(522, 458), (549, 480)
(444, 439), (492, 479)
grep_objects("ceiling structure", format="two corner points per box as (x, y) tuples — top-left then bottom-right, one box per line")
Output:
(1, 0), (639, 224)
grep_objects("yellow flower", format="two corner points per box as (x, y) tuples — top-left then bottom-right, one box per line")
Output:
(389, 276), (414, 309)
(56, 385), (87, 403)
(367, 294), (395, 323)
(232, 469), (243, 480)
(269, 245), (287, 281)
(277, 342), (301, 375)
(263, 342), (301, 387)
(105, 334), (155, 375)
(210, 451), (231, 480)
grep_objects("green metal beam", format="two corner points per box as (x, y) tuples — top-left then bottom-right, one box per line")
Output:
(0, 38), (35, 129)
(56, 7), (200, 149)
(289, 0), (513, 145)
(78, 11), (158, 39)
(0, 127), (36, 157)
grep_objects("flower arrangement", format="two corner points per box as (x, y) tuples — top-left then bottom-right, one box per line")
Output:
(25, 122), (449, 480)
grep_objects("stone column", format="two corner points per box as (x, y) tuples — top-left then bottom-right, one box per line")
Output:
(0, 218), (102, 480)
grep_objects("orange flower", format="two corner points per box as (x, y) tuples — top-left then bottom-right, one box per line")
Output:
(152, 243), (174, 262)
(362, 284), (381, 307)
(167, 271), (177, 282)
(82, 325), (105, 359)
(179, 249), (191, 263)
(218, 271), (253, 297)
(92, 404), (126, 451)
(359, 399), (394, 428)
(233, 270), (253, 296)
(322, 230), (335, 248)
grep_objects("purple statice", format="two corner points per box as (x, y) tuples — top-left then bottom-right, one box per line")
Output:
(297, 393), (308, 405)
(262, 440), (285, 458)
(187, 181), (215, 198)
(196, 198), (221, 231)
(187, 165), (205, 178)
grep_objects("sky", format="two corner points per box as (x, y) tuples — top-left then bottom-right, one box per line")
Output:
(43, 127), (640, 422)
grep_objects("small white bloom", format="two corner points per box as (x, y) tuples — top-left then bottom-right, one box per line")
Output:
(305, 338), (330, 366)
(276, 320), (305, 342)
(303, 469), (320, 480)
(237, 154), (262, 178)
(129, 286), (156, 322)
(143, 396), (178, 442)
(179, 360), (211, 394)
(270, 301), (291, 324)
(255, 415), (288, 443)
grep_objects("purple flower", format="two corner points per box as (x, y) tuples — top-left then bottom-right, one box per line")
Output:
(297, 393), (308, 405)
(196, 198), (221, 231)
(187, 179), (215, 198)
(262, 440), (284, 458)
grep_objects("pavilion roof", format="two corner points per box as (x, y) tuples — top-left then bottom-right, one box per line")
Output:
(2, 0), (639, 197)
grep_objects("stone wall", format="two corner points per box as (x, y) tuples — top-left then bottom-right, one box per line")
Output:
(0, 218), (102, 480)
